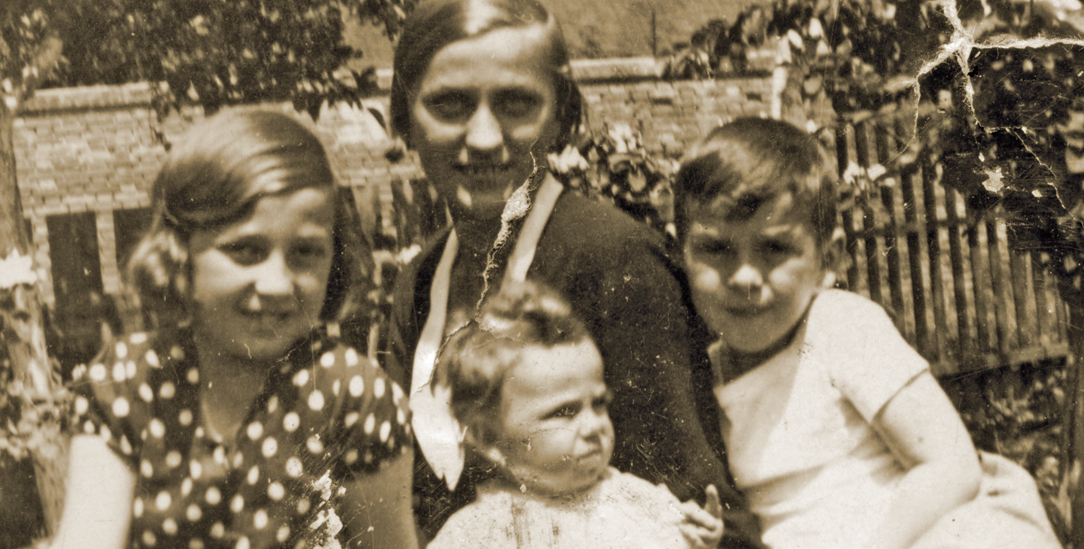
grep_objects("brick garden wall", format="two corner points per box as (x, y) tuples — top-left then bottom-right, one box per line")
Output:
(13, 59), (771, 309)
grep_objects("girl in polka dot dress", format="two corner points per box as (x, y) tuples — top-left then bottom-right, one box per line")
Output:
(53, 110), (418, 549)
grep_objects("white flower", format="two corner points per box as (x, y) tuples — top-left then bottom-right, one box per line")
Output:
(395, 244), (422, 265)
(0, 250), (36, 289)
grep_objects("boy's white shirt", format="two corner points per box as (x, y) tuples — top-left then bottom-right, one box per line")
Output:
(712, 289), (927, 548)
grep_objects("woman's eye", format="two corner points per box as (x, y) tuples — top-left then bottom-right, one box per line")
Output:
(424, 92), (475, 121)
(494, 91), (541, 118)
(293, 242), (330, 261)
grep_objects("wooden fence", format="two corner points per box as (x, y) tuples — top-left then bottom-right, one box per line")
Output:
(831, 119), (1069, 377)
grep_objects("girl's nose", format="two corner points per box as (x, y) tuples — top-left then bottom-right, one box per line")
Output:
(464, 104), (505, 155)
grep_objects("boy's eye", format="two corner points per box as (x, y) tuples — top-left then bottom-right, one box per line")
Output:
(762, 240), (796, 255)
(423, 91), (476, 121)
(694, 239), (733, 255)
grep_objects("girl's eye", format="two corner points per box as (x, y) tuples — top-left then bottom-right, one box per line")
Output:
(424, 91), (475, 121)
(221, 241), (264, 265)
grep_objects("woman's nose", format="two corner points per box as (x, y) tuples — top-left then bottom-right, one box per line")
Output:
(253, 251), (295, 296)
(464, 104), (505, 154)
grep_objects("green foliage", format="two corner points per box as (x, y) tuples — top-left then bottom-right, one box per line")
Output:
(0, 0), (63, 109)
(548, 123), (679, 236)
(3, 0), (416, 118)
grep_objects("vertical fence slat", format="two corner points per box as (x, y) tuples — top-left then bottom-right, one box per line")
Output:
(1009, 249), (1035, 350)
(896, 121), (932, 362)
(836, 126), (861, 292)
(987, 217), (1015, 357)
(943, 186), (972, 370)
(1031, 253), (1054, 349)
(855, 123), (885, 306)
(875, 125), (910, 344)
(968, 215), (996, 360)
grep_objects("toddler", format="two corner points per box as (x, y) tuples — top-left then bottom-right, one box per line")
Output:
(674, 117), (1061, 549)
(427, 281), (723, 549)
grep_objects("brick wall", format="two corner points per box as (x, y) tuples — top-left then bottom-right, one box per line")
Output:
(14, 60), (771, 306)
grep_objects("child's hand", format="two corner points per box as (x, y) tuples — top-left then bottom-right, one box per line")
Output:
(679, 484), (724, 548)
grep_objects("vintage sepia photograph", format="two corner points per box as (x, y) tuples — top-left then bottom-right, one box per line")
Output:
(1, 0), (1082, 547)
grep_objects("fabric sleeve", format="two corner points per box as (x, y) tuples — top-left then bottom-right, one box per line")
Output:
(68, 333), (157, 468)
(813, 290), (929, 421)
(318, 343), (413, 476)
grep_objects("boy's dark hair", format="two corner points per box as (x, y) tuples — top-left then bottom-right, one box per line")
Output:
(673, 117), (838, 247)
(437, 280), (591, 446)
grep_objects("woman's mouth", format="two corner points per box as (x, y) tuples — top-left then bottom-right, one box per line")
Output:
(455, 164), (510, 177)
(723, 304), (766, 318)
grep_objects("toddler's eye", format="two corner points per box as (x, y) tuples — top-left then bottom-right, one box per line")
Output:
(548, 404), (579, 419)
(592, 391), (613, 412)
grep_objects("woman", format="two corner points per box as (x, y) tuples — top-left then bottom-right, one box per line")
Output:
(380, 0), (762, 546)
(55, 110), (417, 549)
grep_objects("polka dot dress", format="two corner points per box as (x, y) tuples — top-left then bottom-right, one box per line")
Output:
(70, 327), (412, 548)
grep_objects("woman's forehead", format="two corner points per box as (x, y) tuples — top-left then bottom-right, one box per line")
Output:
(426, 25), (553, 81)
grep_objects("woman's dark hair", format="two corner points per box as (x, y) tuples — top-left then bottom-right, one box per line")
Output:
(674, 117), (839, 248)
(389, 0), (584, 151)
(127, 109), (368, 327)
(437, 280), (591, 446)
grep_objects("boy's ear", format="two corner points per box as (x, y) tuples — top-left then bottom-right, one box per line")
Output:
(820, 228), (846, 289)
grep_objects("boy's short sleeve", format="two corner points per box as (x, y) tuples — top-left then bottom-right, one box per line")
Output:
(809, 290), (928, 421)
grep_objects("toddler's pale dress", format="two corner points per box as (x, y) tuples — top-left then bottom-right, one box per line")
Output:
(428, 466), (691, 549)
